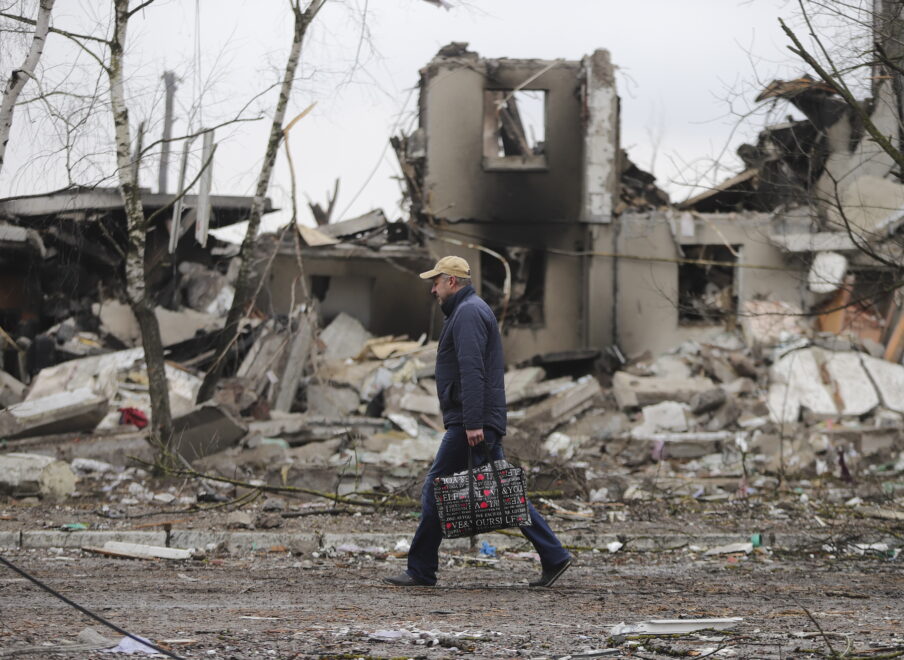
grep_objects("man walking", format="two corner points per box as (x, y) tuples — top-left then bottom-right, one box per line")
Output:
(383, 256), (573, 588)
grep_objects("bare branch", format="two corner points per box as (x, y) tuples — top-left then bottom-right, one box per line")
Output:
(0, 0), (54, 174)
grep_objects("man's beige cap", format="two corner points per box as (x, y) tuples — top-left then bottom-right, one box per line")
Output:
(419, 255), (471, 280)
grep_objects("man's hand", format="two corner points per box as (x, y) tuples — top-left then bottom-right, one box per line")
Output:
(466, 428), (484, 446)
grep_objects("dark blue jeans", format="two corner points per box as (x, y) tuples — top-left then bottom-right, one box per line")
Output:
(406, 425), (571, 585)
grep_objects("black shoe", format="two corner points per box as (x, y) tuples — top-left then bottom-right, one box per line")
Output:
(382, 572), (430, 587)
(529, 558), (572, 587)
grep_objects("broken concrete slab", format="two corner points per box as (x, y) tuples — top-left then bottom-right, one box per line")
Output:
(820, 350), (879, 416)
(306, 384), (360, 418)
(398, 391), (440, 416)
(318, 208), (387, 239)
(96, 299), (224, 347)
(0, 368), (25, 408)
(610, 618), (743, 636)
(767, 382), (801, 424)
(704, 542), (754, 556)
(272, 310), (316, 412)
(638, 401), (688, 433)
(518, 377), (603, 435)
(690, 388), (727, 415)
(770, 348), (837, 419)
(82, 540), (192, 560)
(504, 366), (546, 399)
(319, 312), (372, 362)
(612, 371), (714, 409)
(0, 388), (107, 439)
(860, 354), (904, 414)
(170, 404), (248, 462)
(650, 355), (692, 379)
(25, 349), (201, 421)
(704, 397), (741, 432)
(0, 452), (77, 499)
(506, 376), (574, 405)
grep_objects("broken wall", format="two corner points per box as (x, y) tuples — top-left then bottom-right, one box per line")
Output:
(427, 221), (614, 364)
(419, 53), (585, 223)
(614, 211), (810, 356)
(263, 253), (435, 340)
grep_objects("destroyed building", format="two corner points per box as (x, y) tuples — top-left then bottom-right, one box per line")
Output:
(3, 42), (904, 491)
(0, 186), (272, 385)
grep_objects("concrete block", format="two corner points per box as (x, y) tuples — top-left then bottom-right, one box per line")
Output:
(767, 382), (800, 424)
(861, 355), (904, 414)
(0, 453), (77, 499)
(170, 404), (247, 462)
(0, 389), (107, 439)
(770, 349), (837, 418)
(504, 367), (546, 400)
(398, 392), (440, 416)
(640, 401), (687, 432)
(305, 385), (360, 418)
(612, 372), (713, 409)
(821, 350), (879, 416)
(319, 312), (371, 362)
(22, 530), (165, 549)
(0, 531), (21, 549)
(690, 388), (727, 415)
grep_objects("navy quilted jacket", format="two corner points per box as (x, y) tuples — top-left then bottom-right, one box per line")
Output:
(434, 285), (507, 434)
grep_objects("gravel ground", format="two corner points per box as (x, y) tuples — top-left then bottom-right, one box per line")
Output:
(2, 493), (903, 659)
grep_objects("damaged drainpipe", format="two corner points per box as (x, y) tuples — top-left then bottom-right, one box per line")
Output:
(436, 236), (511, 332)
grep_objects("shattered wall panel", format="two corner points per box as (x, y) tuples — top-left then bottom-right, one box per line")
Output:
(420, 55), (585, 223)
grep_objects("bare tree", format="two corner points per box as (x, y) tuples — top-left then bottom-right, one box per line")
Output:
(0, 0), (54, 174)
(196, 0), (327, 403)
(108, 0), (175, 450)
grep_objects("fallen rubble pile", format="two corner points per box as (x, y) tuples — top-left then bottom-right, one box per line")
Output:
(1, 267), (903, 516)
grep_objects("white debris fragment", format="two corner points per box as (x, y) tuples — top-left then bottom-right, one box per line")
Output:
(610, 617), (743, 635)
(387, 412), (419, 438)
(703, 542), (753, 556)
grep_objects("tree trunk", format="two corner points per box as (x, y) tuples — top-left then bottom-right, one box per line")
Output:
(109, 0), (173, 454)
(197, 0), (326, 402)
(0, 0), (55, 174)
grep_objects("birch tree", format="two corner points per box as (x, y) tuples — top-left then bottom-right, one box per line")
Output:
(108, 0), (174, 449)
(196, 0), (327, 403)
(0, 0), (54, 174)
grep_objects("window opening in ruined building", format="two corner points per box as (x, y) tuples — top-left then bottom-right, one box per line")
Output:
(480, 247), (545, 327)
(483, 90), (547, 170)
(678, 245), (739, 325)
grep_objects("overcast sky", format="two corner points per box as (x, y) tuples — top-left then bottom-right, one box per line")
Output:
(3, 0), (815, 235)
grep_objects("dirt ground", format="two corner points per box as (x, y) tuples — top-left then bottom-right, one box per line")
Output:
(2, 493), (903, 660)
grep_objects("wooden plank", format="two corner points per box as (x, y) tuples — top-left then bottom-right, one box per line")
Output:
(273, 311), (315, 412)
(817, 278), (853, 334)
(82, 541), (191, 560)
(883, 307), (904, 364)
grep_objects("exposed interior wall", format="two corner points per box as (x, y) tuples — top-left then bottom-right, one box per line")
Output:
(262, 255), (435, 339)
(421, 57), (585, 223)
(428, 222), (588, 364)
(615, 211), (809, 356)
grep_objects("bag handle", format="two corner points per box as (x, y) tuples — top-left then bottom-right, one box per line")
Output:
(466, 439), (511, 534)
